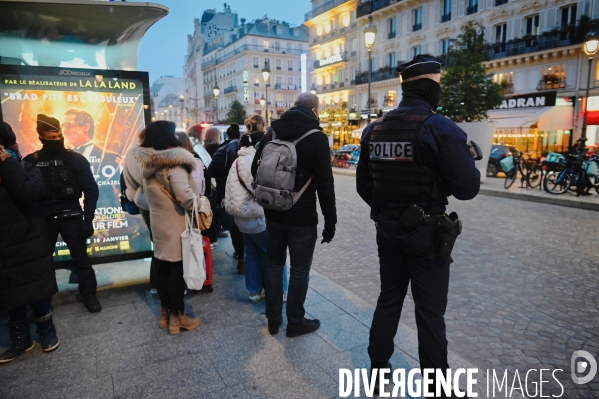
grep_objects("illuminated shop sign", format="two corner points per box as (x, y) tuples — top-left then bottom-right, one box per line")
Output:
(498, 92), (556, 109)
(318, 53), (345, 68)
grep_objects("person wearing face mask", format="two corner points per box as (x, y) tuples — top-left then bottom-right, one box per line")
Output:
(23, 114), (101, 313)
(356, 54), (480, 396)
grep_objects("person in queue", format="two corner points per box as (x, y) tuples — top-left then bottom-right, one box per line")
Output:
(224, 131), (289, 303)
(356, 54), (480, 396)
(209, 123), (245, 274)
(0, 121), (60, 363)
(135, 121), (200, 335)
(23, 115), (101, 313)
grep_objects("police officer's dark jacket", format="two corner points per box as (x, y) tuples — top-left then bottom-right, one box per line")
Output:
(251, 104), (337, 228)
(0, 157), (58, 310)
(356, 98), (480, 215)
(24, 147), (99, 221)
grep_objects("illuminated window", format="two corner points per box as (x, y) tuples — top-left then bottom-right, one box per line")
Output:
(493, 71), (514, 93)
(386, 90), (396, 106)
(540, 64), (566, 90)
(264, 40), (269, 50)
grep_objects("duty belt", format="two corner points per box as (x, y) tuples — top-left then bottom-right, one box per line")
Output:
(48, 209), (83, 220)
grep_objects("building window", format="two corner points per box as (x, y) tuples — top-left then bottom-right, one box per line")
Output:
(253, 57), (259, 68)
(493, 71), (514, 94)
(388, 52), (396, 69)
(495, 23), (507, 44)
(413, 45), (422, 57)
(288, 60), (293, 71)
(539, 65), (566, 90)
(298, 44), (303, 52)
(442, 0), (452, 23)
(264, 58), (270, 68)
(276, 59), (282, 70)
(495, 0), (508, 6)
(388, 17), (396, 39)
(413, 7), (422, 32)
(287, 43), (292, 53)
(442, 38), (451, 55)
(276, 76), (282, 85)
(525, 15), (540, 37)
(385, 90), (396, 107)
(560, 4), (577, 28)
(467, 0), (478, 15)
(350, 67), (356, 83)
(274, 41), (280, 51)
(264, 40), (269, 50)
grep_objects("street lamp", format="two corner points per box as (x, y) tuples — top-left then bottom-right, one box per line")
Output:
(262, 60), (271, 126)
(213, 82), (220, 124)
(581, 25), (599, 146)
(179, 95), (185, 128)
(310, 83), (317, 95)
(363, 14), (377, 125)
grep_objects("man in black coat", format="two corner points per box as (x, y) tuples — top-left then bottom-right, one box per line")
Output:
(0, 121), (59, 363)
(23, 114), (102, 313)
(251, 93), (337, 337)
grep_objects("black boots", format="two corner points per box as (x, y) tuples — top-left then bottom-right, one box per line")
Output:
(268, 319), (282, 335)
(30, 311), (60, 352)
(286, 318), (321, 338)
(83, 292), (102, 313)
(371, 362), (392, 396)
(0, 320), (34, 364)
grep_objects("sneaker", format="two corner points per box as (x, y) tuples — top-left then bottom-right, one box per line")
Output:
(210, 242), (218, 250)
(283, 292), (288, 303)
(248, 291), (265, 303)
(83, 292), (102, 313)
(286, 318), (320, 338)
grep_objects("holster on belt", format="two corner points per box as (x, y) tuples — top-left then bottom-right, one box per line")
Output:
(434, 212), (462, 259)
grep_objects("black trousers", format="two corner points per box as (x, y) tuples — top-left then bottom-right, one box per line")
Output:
(140, 210), (160, 289)
(46, 216), (97, 295)
(368, 215), (451, 372)
(156, 260), (185, 315)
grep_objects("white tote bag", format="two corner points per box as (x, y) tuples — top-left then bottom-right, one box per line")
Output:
(181, 195), (207, 290)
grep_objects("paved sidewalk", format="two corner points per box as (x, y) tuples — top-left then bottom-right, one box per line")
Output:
(332, 166), (599, 211)
(0, 237), (492, 399)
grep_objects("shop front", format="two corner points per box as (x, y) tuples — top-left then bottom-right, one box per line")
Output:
(487, 91), (574, 157)
(585, 96), (599, 151)
(319, 103), (355, 149)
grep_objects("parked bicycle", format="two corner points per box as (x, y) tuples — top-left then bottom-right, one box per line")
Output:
(543, 146), (598, 195)
(501, 150), (541, 189)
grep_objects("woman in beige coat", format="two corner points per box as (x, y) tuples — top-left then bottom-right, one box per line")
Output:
(134, 121), (200, 335)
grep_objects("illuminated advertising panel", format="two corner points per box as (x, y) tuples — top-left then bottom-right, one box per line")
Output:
(0, 65), (152, 264)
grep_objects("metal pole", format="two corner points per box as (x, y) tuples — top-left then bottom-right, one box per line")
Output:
(581, 56), (592, 145)
(215, 96), (218, 124)
(265, 82), (269, 126)
(367, 50), (372, 125)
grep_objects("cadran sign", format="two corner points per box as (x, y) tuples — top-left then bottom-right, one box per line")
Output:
(498, 91), (557, 109)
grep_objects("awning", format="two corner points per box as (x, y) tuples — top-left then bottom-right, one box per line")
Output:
(487, 106), (573, 131)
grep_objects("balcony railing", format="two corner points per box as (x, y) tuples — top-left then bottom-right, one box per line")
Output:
(413, 23), (422, 32)
(305, 0), (349, 21)
(441, 13), (451, 23)
(537, 77), (566, 91)
(357, 0), (392, 19)
(355, 66), (397, 85)
(466, 4), (478, 14)
(223, 86), (237, 94)
(201, 44), (306, 69)
(388, 31), (396, 39)
(485, 27), (585, 60)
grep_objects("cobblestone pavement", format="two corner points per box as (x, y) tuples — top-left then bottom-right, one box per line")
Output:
(312, 174), (599, 398)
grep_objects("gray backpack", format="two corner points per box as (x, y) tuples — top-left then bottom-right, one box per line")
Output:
(253, 128), (320, 211)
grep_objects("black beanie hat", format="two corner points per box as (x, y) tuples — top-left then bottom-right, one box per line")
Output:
(0, 121), (17, 147)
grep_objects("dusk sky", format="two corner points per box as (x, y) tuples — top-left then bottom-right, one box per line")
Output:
(132, 0), (307, 84)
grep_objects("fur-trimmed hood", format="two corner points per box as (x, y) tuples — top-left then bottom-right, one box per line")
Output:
(134, 146), (196, 179)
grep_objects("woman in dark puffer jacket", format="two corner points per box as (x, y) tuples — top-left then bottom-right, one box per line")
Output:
(0, 121), (59, 363)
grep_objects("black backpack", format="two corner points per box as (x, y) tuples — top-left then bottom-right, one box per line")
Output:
(119, 172), (140, 215)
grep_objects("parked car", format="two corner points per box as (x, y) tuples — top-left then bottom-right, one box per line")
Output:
(487, 144), (513, 177)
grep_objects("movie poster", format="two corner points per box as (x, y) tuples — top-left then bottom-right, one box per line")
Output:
(0, 65), (152, 264)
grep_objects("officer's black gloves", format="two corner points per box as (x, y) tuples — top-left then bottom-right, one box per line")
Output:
(321, 223), (335, 244)
(80, 220), (95, 239)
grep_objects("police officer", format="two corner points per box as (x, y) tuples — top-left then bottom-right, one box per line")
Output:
(24, 114), (102, 313)
(356, 55), (480, 396)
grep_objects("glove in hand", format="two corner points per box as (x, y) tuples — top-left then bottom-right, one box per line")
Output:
(321, 223), (335, 244)
(80, 221), (95, 239)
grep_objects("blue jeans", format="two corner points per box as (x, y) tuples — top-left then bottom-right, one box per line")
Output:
(243, 230), (288, 294)
(265, 221), (317, 327)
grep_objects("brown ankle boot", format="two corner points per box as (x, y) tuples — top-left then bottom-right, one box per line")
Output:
(159, 306), (168, 329)
(237, 259), (245, 275)
(168, 314), (180, 335)
(179, 314), (200, 331)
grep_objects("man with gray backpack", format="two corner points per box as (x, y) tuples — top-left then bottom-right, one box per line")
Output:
(251, 92), (337, 338)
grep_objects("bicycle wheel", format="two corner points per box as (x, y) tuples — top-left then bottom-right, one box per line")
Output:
(504, 169), (517, 189)
(544, 171), (571, 194)
(527, 165), (542, 188)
